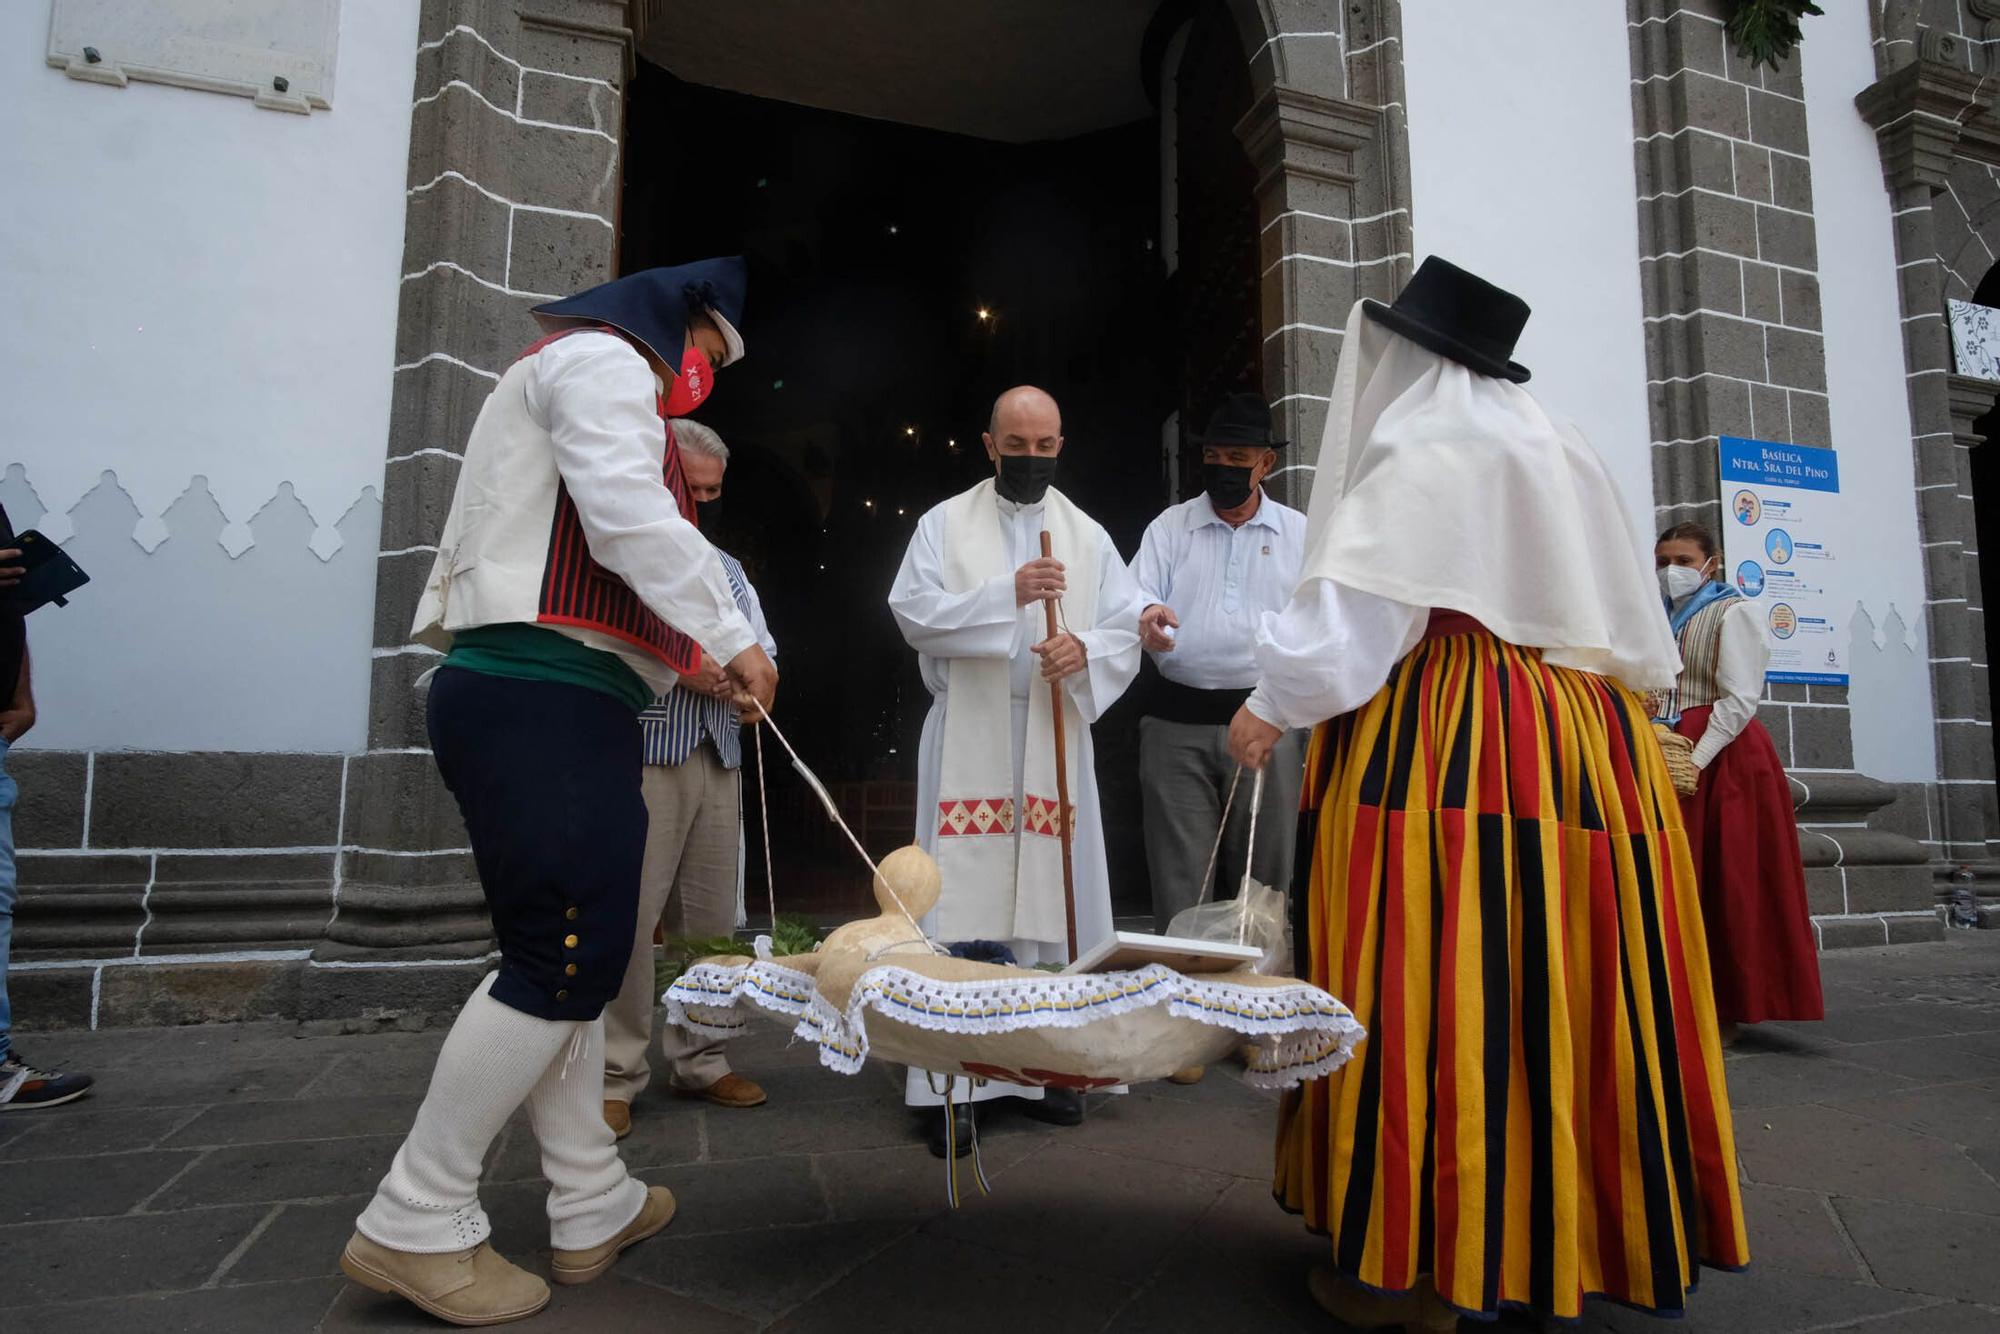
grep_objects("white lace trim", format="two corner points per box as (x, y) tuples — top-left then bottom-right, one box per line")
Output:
(668, 959), (1366, 1089)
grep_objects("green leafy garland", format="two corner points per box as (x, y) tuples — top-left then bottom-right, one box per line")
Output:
(1724, 0), (1824, 71)
(653, 912), (826, 993)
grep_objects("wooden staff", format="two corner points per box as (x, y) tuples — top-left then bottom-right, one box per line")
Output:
(1039, 530), (1080, 962)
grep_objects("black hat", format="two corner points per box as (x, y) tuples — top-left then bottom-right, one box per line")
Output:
(1362, 256), (1530, 383)
(532, 256), (747, 367)
(1195, 392), (1288, 449)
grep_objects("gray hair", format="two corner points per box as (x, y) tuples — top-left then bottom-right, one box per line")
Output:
(673, 418), (729, 464)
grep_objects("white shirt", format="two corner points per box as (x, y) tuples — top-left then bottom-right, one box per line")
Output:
(1688, 598), (1770, 769)
(1247, 580), (1428, 730)
(525, 332), (756, 664)
(1129, 491), (1307, 690)
(889, 495), (1141, 719)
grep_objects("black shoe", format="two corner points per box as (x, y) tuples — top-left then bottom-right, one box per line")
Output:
(0, 1052), (93, 1110)
(1015, 1087), (1085, 1127)
(925, 1103), (975, 1159)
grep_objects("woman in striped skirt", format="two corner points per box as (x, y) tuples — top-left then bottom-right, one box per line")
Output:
(1229, 261), (1748, 1328)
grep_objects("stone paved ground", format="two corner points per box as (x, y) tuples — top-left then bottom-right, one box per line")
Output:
(4, 934), (2000, 1332)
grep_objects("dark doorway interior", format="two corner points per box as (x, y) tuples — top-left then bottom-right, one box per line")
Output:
(1971, 266), (2000, 783)
(620, 67), (1173, 915)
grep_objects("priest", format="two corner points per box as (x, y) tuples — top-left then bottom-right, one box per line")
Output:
(887, 385), (1143, 1157)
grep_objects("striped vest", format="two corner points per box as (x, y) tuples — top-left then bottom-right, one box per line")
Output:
(1663, 596), (1735, 717)
(524, 326), (700, 677)
(639, 553), (754, 770)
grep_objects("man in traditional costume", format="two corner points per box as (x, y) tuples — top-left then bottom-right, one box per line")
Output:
(1129, 394), (1308, 1077)
(603, 418), (779, 1140)
(1228, 258), (1747, 1328)
(888, 385), (1143, 1157)
(1656, 522), (1823, 1042)
(341, 259), (778, 1328)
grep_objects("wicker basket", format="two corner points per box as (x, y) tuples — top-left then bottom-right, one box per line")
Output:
(1653, 723), (1700, 797)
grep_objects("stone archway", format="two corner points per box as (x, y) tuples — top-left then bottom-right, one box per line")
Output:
(323, 0), (1412, 1016)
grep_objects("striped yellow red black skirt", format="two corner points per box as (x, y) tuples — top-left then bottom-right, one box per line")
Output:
(1274, 629), (1747, 1320)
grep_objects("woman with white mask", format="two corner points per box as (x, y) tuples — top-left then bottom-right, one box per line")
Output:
(1655, 523), (1823, 1046)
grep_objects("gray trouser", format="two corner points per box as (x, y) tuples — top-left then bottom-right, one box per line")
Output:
(604, 748), (740, 1103)
(1139, 717), (1308, 933)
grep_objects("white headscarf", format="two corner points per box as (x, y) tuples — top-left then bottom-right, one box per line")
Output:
(1298, 301), (1682, 692)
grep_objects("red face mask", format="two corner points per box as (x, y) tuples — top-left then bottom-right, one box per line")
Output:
(661, 343), (715, 417)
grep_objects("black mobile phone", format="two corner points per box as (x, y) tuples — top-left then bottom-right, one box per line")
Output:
(5, 530), (90, 613)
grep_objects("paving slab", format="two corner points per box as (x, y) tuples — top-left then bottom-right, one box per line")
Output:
(2, 932), (1998, 1328)
(320, 1271), (754, 1332)
(767, 1232), (1135, 1333)
(920, 1141), (1233, 1284)
(616, 1218), (916, 1323)
(1, 1147), (203, 1224)
(1735, 1182), (1868, 1282)
(9, 1276), (346, 1332)
(0, 1203), (271, 1304)
(1833, 1195), (2000, 1307)
(152, 1134), (410, 1209)
(1736, 1104), (2000, 1215)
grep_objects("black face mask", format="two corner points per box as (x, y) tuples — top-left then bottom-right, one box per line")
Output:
(694, 497), (722, 528)
(995, 454), (1058, 505)
(1202, 463), (1257, 511)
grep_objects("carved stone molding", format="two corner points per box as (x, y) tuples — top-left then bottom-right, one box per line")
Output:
(1234, 86), (1378, 198)
(1948, 372), (1999, 447)
(1857, 57), (1997, 188)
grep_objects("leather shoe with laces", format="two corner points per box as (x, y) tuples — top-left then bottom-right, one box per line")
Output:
(550, 1185), (677, 1285)
(339, 1232), (549, 1327)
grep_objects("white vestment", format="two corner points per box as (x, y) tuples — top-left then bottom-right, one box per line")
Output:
(888, 481), (1142, 1106)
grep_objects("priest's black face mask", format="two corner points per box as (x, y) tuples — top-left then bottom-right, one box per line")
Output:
(995, 454), (1058, 505)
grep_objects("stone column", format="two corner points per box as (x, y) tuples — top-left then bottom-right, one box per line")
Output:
(1233, 0), (1411, 507)
(1858, 44), (2000, 864)
(1628, 0), (1935, 933)
(311, 0), (635, 1013)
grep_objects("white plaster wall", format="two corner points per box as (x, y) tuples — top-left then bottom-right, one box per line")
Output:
(1400, 2), (1658, 553)
(1802, 4), (1937, 782)
(0, 1), (418, 752)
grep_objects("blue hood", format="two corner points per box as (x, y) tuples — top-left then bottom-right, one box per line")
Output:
(531, 256), (747, 368)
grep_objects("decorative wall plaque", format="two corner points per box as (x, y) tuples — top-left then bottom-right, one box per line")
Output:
(1948, 297), (2000, 382)
(46, 0), (340, 115)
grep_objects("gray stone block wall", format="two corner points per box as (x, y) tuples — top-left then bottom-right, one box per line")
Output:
(1234, 0), (1411, 507)
(1856, 12), (2000, 863)
(325, 0), (636, 973)
(1627, 0), (1861, 810)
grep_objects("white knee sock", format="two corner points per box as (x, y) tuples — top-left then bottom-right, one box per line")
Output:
(526, 1016), (647, 1251)
(357, 973), (580, 1253)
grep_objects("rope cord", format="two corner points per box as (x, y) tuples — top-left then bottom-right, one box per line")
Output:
(748, 697), (942, 952)
(1193, 765), (1244, 911)
(1236, 766), (1266, 946)
(752, 721), (777, 934)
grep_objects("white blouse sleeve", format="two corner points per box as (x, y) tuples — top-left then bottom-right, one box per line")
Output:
(1691, 600), (1770, 768)
(533, 334), (756, 665)
(1245, 578), (1428, 730)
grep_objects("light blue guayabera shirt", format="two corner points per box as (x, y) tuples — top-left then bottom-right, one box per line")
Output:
(638, 551), (775, 769)
(1128, 491), (1306, 691)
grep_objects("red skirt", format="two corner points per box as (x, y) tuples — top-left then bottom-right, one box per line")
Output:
(1672, 706), (1823, 1023)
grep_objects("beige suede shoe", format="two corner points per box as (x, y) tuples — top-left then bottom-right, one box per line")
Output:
(550, 1185), (677, 1286)
(339, 1232), (550, 1327)
(604, 1099), (632, 1140)
(1168, 1066), (1206, 1085)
